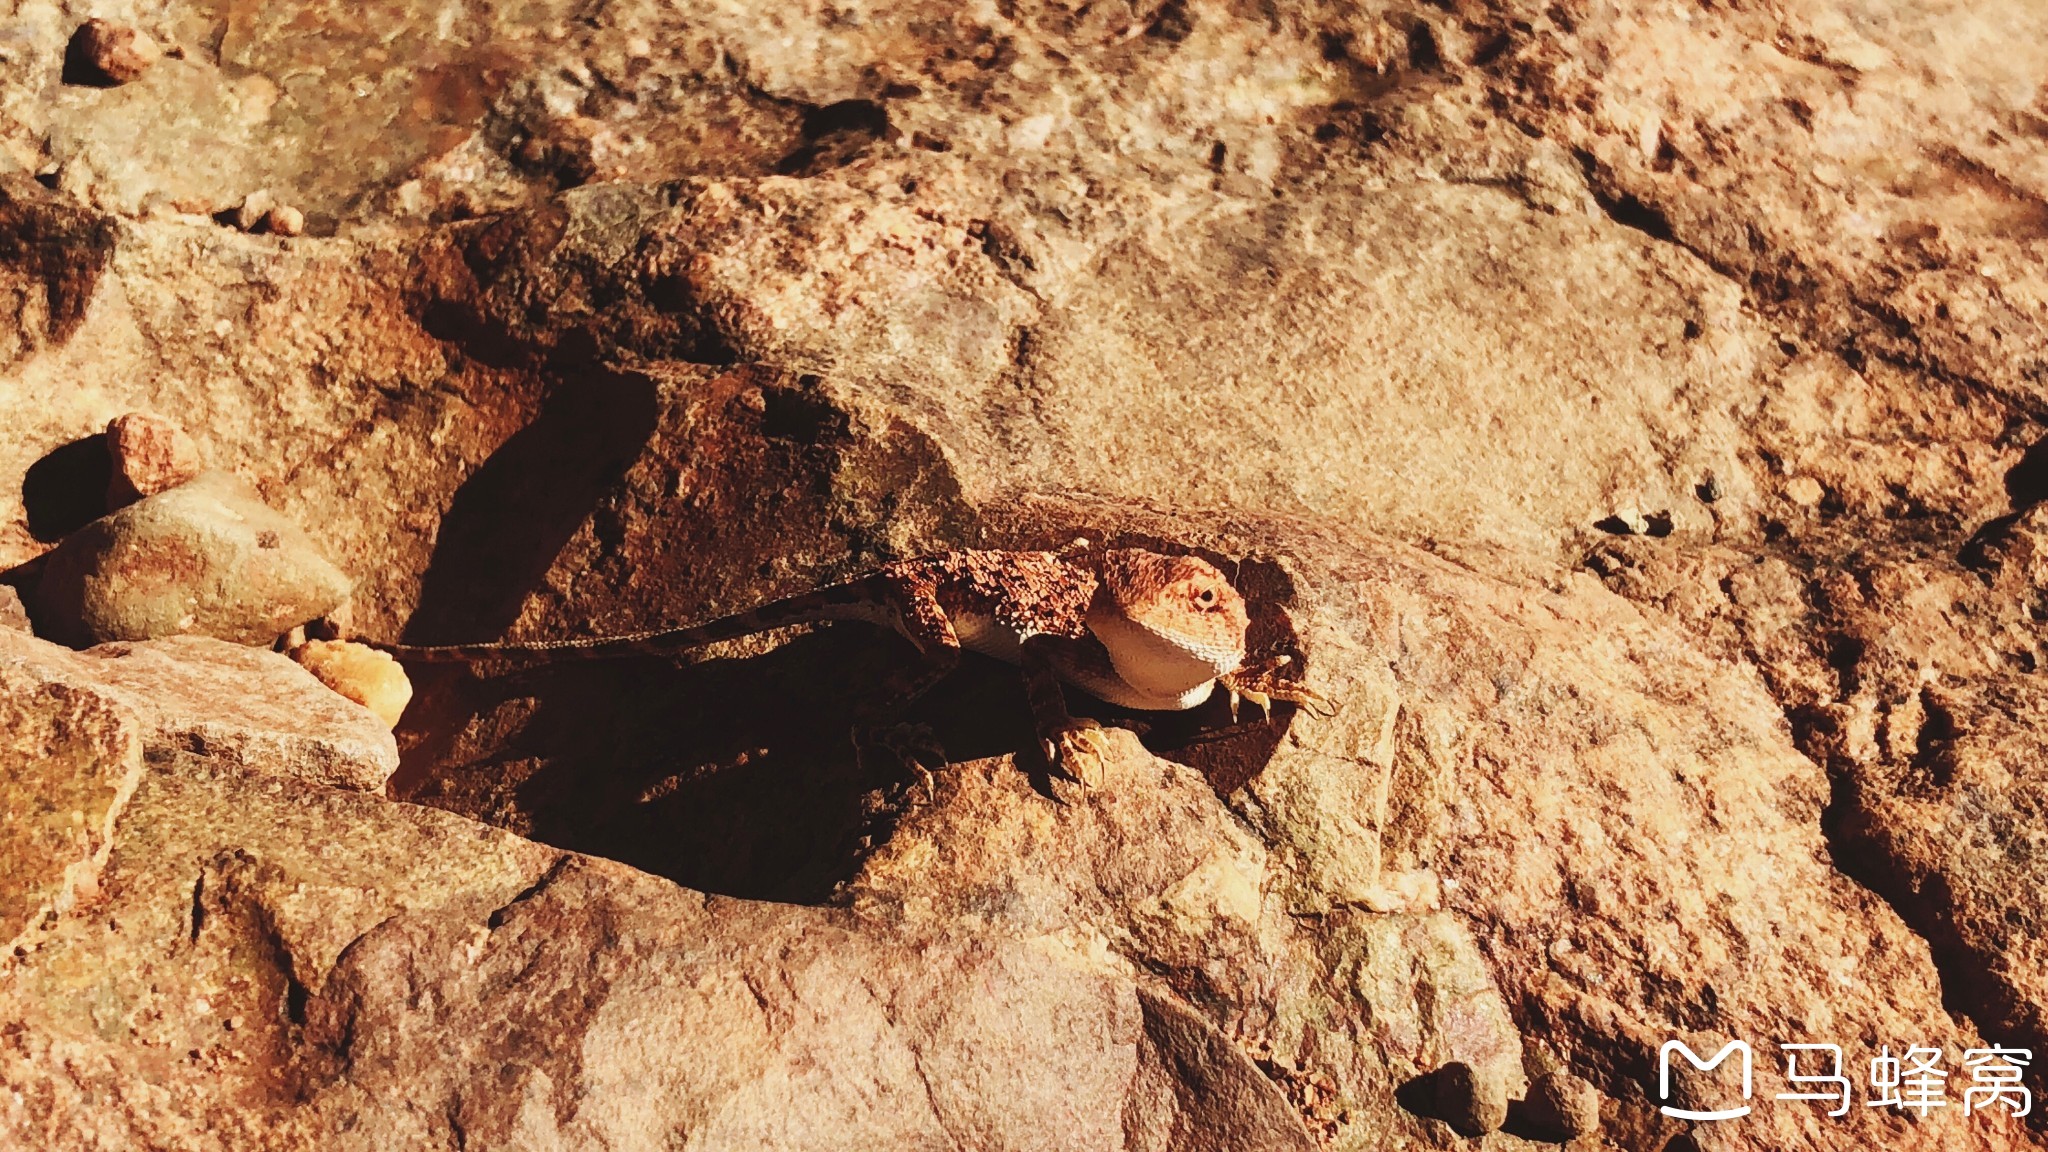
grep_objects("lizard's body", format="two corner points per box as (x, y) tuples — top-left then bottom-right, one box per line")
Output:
(380, 547), (1261, 783)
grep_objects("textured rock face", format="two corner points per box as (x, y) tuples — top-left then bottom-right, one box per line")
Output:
(0, 0), (2044, 1150)
(1, 628), (397, 791)
(0, 656), (143, 954)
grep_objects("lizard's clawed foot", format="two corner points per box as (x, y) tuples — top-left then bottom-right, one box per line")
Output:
(1041, 717), (1112, 788)
(1220, 655), (1338, 721)
(854, 722), (950, 802)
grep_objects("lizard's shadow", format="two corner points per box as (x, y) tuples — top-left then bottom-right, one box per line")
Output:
(392, 627), (1042, 904)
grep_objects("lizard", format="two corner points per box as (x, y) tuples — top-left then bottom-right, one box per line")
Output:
(375, 545), (1322, 788)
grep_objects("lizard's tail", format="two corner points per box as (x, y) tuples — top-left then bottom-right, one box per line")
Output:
(371, 580), (896, 665)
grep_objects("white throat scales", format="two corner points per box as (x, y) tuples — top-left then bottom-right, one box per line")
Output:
(1085, 601), (1244, 710)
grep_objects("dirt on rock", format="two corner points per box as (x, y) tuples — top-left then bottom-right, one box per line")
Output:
(0, 0), (2045, 1149)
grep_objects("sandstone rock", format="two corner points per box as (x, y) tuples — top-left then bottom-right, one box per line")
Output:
(0, 658), (143, 954)
(288, 639), (411, 728)
(32, 470), (351, 648)
(233, 190), (274, 233)
(1782, 475), (1825, 508)
(1415, 1061), (1509, 1137)
(0, 629), (396, 791)
(0, 586), (25, 632)
(64, 20), (159, 87)
(1521, 1069), (1602, 1141)
(0, 0), (2041, 1147)
(102, 411), (201, 508)
(264, 204), (304, 238)
(0, 759), (1327, 1150)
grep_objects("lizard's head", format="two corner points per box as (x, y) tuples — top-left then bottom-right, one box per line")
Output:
(1086, 549), (1249, 707)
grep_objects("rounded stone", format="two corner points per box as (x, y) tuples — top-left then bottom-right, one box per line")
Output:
(1428, 1061), (1508, 1136)
(32, 470), (352, 648)
(264, 204), (306, 237)
(104, 411), (202, 509)
(1521, 1069), (1601, 1140)
(289, 639), (412, 729)
(66, 20), (160, 86)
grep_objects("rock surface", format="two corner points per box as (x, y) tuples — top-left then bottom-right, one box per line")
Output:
(0, 0), (2042, 1149)
(30, 470), (352, 648)
(2, 629), (397, 791)
(0, 655), (143, 954)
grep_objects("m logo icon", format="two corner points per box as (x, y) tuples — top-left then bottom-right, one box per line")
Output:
(1659, 1040), (1754, 1121)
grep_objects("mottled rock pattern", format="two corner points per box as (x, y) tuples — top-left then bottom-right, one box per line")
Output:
(0, 657), (143, 954)
(1, 629), (396, 791)
(0, 0), (2039, 1149)
(31, 470), (351, 648)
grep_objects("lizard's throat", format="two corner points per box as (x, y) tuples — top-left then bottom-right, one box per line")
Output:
(1086, 606), (1244, 704)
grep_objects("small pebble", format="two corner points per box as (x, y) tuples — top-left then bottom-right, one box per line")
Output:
(289, 639), (413, 728)
(1427, 1061), (1508, 1136)
(264, 204), (305, 237)
(234, 190), (275, 232)
(1696, 471), (1722, 503)
(1520, 1069), (1601, 1140)
(67, 19), (160, 86)
(1784, 476), (1825, 507)
(104, 412), (202, 509)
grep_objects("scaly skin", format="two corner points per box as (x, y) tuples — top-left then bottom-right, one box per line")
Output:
(377, 546), (1287, 785)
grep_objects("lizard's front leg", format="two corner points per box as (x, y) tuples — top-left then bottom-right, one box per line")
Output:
(1019, 637), (1113, 788)
(1220, 654), (1338, 720)
(850, 576), (964, 796)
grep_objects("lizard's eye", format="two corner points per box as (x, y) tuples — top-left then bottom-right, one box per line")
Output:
(1196, 587), (1217, 608)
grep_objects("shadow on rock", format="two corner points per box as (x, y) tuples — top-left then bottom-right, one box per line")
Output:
(392, 618), (1301, 903)
(392, 629), (1046, 903)
(403, 365), (659, 645)
(20, 432), (110, 543)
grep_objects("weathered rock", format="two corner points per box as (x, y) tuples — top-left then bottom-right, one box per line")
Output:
(0, 629), (396, 791)
(1522, 1069), (1602, 1142)
(0, 586), (25, 633)
(0, 657), (143, 954)
(31, 470), (351, 648)
(263, 204), (304, 238)
(103, 411), (201, 509)
(0, 0), (2041, 1148)
(233, 190), (275, 233)
(1418, 1061), (1509, 1137)
(64, 20), (159, 87)
(0, 753), (1334, 1150)
(288, 639), (411, 729)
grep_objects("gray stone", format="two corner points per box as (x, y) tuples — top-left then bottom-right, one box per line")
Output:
(33, 470), (351, 648)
